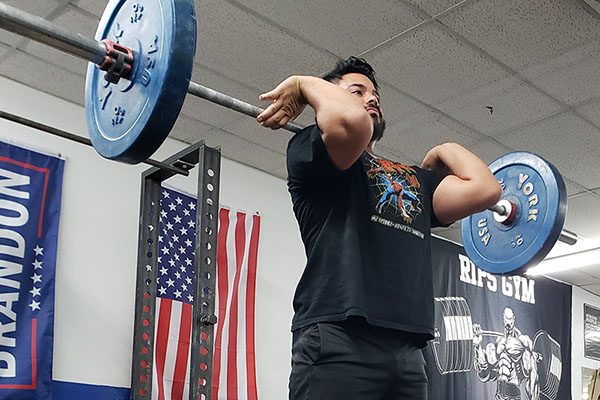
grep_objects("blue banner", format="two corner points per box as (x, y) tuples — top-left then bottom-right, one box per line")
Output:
(0, 141), (64, 400)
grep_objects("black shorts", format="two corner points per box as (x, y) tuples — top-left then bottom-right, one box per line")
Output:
(289, 317), (428, 400)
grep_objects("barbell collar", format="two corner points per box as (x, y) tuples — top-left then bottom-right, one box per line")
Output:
(0, 3), (107, 65)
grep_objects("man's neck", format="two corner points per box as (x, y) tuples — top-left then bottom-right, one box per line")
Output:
(366, 142), (376, 156)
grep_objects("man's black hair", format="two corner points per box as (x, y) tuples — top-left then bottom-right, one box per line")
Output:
(322, 56), (379, 90)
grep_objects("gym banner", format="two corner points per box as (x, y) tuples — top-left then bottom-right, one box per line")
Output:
(425, 238), (571, 400)
(0, 141), (64, 400)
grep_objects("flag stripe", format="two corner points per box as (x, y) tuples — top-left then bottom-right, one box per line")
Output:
(245, 215), (260, 400)
(154, 299), (173, 400)
(236, 214), (251, 398)
(152, 301), (161, 400)
(171, 302), (193, 400)
(226, 212), (246, 398)
(212, 208), (230, 399)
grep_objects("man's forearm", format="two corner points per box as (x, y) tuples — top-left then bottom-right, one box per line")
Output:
(298, 76), (371, 142)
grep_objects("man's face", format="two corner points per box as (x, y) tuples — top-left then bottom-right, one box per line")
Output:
(337, 73), (386, 142)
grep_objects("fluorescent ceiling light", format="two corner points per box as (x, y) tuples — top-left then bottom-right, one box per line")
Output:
(526, 247), (600, 276)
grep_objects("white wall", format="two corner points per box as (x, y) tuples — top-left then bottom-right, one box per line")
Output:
(0, 76), (305, 397)
(572, 286), (600, 400)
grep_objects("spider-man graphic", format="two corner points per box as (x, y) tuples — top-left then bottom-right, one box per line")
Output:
(366, 156), (422, 223)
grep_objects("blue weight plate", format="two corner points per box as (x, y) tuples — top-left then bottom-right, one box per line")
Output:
(461, 152), (567, 275)
(85, 0), (196, 163)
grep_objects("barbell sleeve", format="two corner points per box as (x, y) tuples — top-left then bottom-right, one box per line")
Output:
(489, 201), (578, 245)
(0, 3), (107, 65)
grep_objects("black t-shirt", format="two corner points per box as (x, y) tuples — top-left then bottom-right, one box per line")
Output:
(286, 124), (446, 345)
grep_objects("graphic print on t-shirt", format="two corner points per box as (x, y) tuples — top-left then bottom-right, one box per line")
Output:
(365, 156), (423, 224)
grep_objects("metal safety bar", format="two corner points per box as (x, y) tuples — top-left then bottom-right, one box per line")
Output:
(0, 110), (190, 176)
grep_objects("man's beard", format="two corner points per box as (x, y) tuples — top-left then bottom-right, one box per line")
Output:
(371, 117), (386, 143)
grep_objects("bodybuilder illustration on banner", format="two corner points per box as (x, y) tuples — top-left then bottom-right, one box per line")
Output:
(431, 297), (563, 400)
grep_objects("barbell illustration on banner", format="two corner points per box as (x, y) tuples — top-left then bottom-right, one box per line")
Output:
(0, 1), (582, 276)
(431, 297), (562, 400)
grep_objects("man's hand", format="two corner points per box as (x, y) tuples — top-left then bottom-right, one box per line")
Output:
(421, 145), (451, 176)
(257, 76), (307, 130)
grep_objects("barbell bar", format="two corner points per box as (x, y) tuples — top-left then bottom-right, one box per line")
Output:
(0, 1), (582, 276)
(0, 1), (304, 139)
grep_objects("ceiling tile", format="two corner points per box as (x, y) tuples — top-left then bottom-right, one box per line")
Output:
(167, 116), (285, 175)
(520, 41), (600, 106)
(466, 140), (584, 196)
(544, 269), (598, 286)
(385, 113), (480, 160)
(205, 129), (286, 175)
(71, 0), (109, 17)
(403, 0), (467, 16)
(196, 0), (336, 89)
(50, 5), (100, 40)
(439, 0), (600, 70)
(576, 263), (600, 280)
(370, 25), (508, 105)
(5, 4), (96, 75)
(377, 84), (433, 126)
(0, 1), (62, 46)
(182, 66), (263, 129)
(464, 139), (511, 165)
(0, 51), (85, 106)
(20, 41), (90, 75)
(185, 65), (316, 129)
(437, 77), (562, 136)
(234, 0), (423, 55)
(563, 178), (593, 198)
(497, 113), (600, 189)
(580, 284), (600, 297)
(577, 99), (600, 127)
(271, 164), (288, 180)
(561, 193), (600, 243)
(220, 117), (290, 155)
(168, 115), (217, 146)
(0, 42), (8, 58)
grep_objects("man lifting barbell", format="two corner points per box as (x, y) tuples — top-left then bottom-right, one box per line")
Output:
(257, 56), (502, 400)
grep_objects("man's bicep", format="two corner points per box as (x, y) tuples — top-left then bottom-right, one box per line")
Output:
(431, 175), (478, 225)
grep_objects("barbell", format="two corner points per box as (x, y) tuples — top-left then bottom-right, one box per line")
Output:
(431, 297), (562, 400)
(0, 1), (580, 275)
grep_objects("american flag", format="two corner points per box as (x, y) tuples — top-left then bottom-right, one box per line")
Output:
(152, 187), (260, 400)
